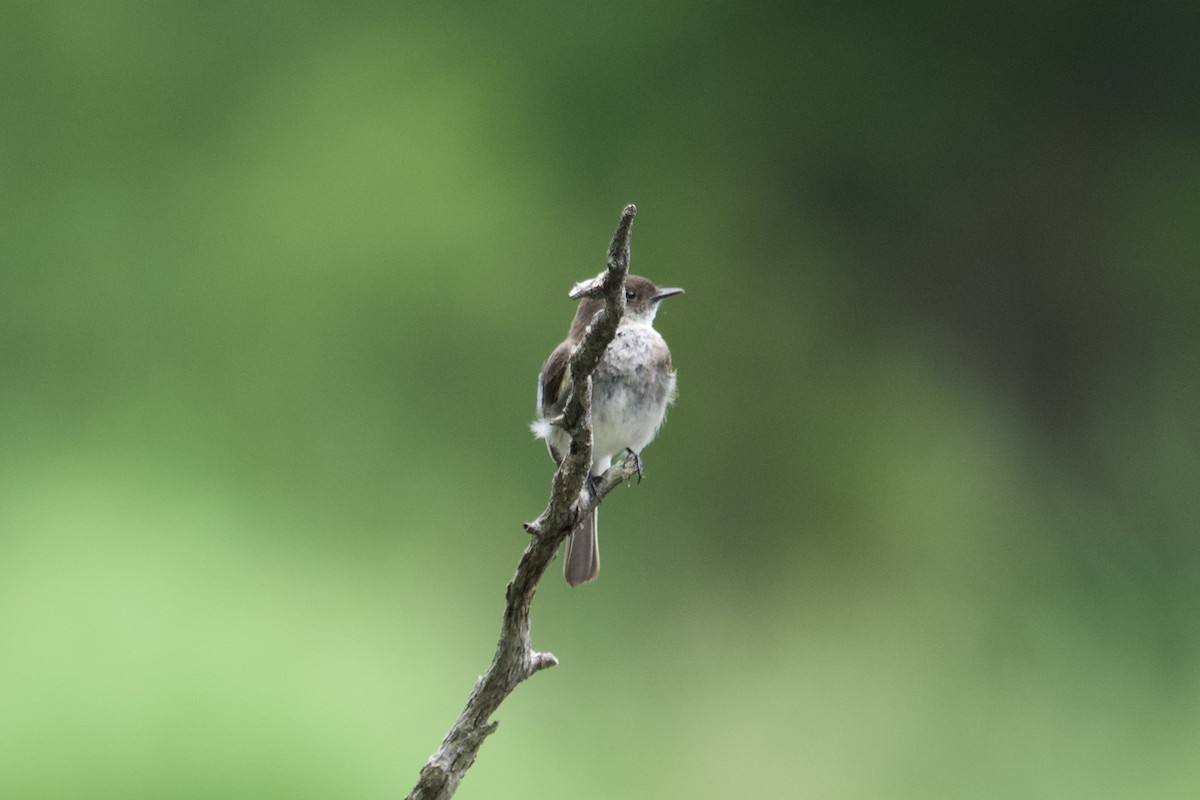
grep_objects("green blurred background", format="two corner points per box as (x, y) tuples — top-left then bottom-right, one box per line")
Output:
(2, 2), (1198, 797)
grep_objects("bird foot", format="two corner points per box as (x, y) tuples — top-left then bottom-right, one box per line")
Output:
(625, 448), (644, 484)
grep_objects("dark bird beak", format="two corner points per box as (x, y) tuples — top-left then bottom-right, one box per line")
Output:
(652, 287), (685, 302)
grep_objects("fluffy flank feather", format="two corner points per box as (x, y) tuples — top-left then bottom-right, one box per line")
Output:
(530, 419), (552, 440)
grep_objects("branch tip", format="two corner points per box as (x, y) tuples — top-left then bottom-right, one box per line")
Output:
(530, 651), (559, 673)
(607, 205), (636, 272)
(569, 206), (638, 300)
(568, 275), (604, 300)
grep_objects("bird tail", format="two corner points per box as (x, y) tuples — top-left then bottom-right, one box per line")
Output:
(563, 507), (600, 587)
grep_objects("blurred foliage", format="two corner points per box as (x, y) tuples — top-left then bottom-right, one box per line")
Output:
(2, 2), (1198, 798)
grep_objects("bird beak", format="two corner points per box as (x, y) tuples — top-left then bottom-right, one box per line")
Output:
(652, 287), (685, 302)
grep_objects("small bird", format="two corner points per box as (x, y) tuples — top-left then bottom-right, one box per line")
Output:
(532, 275), (683, 586)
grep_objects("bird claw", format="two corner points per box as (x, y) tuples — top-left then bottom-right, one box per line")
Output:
(625, 448), (644, 484)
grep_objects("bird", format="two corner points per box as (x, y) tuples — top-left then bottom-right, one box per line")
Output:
(532, 275), (683, 586)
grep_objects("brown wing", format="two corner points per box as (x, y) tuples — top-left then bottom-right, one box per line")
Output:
(539, 341), (572, 415)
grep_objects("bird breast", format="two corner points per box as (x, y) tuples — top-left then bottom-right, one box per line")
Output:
(590, 324), (676, 466)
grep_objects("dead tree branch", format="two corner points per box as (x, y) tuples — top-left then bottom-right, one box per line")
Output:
(405, 204), (641, 800)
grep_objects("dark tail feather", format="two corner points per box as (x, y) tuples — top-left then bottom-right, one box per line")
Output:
(563, 507), (600, 587)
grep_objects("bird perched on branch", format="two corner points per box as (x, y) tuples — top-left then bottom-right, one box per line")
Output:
(532, 275), (683, 586)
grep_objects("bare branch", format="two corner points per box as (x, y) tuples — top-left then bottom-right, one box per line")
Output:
(405, 204), (639, 800)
